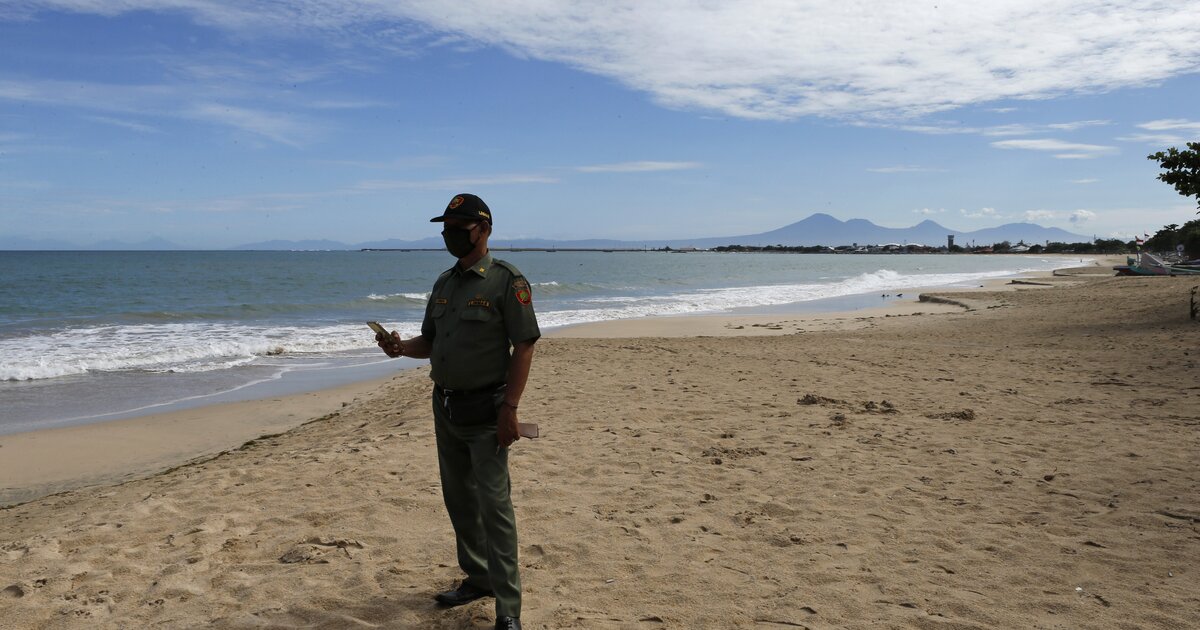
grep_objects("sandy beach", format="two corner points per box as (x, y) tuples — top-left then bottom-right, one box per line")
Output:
(2, 267), (1198, 628)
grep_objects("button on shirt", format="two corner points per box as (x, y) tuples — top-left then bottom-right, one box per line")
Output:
(421, 253), (541, 391)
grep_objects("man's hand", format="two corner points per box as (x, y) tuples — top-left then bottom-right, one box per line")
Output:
(377, 331), (404, 357)
(497, 404), (521, 449)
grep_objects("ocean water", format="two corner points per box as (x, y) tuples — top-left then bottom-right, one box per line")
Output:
(0, 250), (1083, 433)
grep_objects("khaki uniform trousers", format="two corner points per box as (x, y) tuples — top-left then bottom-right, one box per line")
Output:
(432, 389), (521, 618)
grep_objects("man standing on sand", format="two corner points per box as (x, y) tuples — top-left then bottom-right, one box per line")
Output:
(376, 193), (538, 630)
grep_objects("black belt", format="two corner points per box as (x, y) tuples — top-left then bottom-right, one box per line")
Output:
(436, 382), (506, 398)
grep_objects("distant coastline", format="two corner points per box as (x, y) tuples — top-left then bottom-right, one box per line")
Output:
(1, 212), (1097, 251)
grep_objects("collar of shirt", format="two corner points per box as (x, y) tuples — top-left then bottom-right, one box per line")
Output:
(453, 252), (494, 278)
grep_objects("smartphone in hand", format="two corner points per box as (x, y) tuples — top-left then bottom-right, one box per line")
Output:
(367, 321), (390, 341)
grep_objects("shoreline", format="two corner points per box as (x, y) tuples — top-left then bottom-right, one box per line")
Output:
(1, 264), (1195, 627)
(0, 374), (403, 507)
(0, 258), (1113, 507)
(3, 254), (1087, 432)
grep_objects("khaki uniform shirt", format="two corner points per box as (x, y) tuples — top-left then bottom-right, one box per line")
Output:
(421, 253), (541, 390)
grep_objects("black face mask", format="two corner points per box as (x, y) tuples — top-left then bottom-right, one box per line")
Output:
(441, 226), (477, 258)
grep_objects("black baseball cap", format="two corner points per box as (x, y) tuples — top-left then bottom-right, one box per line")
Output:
(430, 193), (492, 224)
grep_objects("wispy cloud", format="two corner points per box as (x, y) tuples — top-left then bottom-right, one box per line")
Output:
(1119, 133), (1189, 146)
(1047, 120), (1111, 132)
(885, 120), (1111, 138)
(1118, 119), (1200, 146)
(314, 155), (450, 170)
(85, 115), (161, 133)
(10, 1), (1200, 120)
(1024, 210), (1055, 221)
(308, 99), (387, 110)
(351, 173), (558, 191)
(991, 138), (1117, 159)
(913, 208), (945, 215)
(0, 78), (322, 146)
(1138, 118), (1200, 133)
(868, 165), (944, 174)
(186, 103), (316, 147)
(1070, 178), (1099, 184)
(574, 161), (703, 173)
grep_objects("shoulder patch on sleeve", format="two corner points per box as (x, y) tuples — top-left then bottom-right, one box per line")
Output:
(513, 277), (532, 305)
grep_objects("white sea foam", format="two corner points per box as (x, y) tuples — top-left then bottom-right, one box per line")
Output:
(366, 292), (429, 301)
(537, 268), (1017, 328)
(0, 321), (424, 381)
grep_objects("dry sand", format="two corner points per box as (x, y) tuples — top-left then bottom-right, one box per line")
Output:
(2, 270), (1198, 628)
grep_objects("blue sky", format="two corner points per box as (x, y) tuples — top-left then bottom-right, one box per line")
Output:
(2, 1), (1199, 248)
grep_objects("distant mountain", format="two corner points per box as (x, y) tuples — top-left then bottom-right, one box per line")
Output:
(230, 239), (354, 250)
(356, 237), (444, 249)
(958, 222), (1093, 247)
(673, 213), (1090, 248)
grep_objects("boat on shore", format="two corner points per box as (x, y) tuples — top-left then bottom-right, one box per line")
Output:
(1114, 252), (1200, 276)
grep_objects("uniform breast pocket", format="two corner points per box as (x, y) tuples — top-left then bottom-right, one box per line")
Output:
(431, 302), (448, 319)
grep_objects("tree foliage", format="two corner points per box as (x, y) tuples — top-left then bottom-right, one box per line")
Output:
(1145, 218), (1200, 258)
(1184, 229), (1200, 260)
(1148, 142), (1200, 213)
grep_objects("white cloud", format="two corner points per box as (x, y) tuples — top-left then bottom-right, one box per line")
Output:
(9, 1), (1200, 120)
(961, 207), (1001, 219)
(1119, 119), (1200, 146)
(1047, 120), (1111, 132)
(884, 120), (1112, 138)
(1070, 178), (1099, 184)
(1024, 210), (1056, 221)
(991, 138), (1118, 159)
(1118, 133), (1185, 145)
(1117, 133), (1189, 145)
(1070, 209), (1097, 224)
(574, 161), (703, 173)
(1138, 118), (1200, 133)
(913, 208), (945, 215)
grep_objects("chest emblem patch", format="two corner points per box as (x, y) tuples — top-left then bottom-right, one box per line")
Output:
(467, 298), (491, 308)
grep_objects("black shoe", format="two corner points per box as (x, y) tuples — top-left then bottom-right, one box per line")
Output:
(434, 581), (493, 607)
(495, 616), (521, 630)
